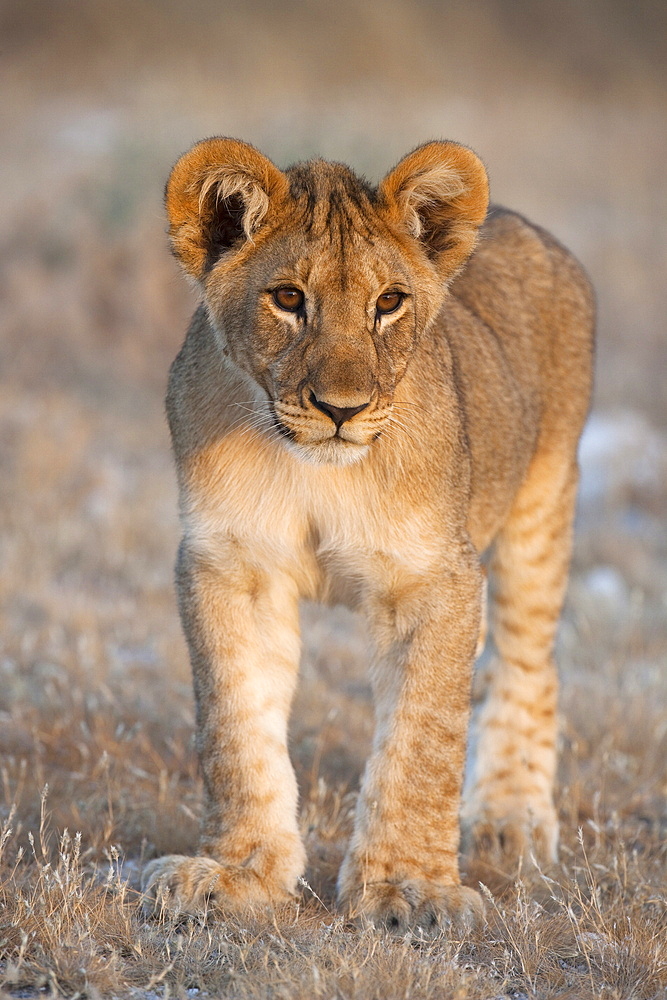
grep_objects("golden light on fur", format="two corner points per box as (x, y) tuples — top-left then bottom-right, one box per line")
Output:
(143, 137), (595, 935)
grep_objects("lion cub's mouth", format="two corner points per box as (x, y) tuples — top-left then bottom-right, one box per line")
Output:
(270, 398), (388, 465)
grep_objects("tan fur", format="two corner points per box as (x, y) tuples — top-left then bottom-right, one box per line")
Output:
(141, 137), (594, 935)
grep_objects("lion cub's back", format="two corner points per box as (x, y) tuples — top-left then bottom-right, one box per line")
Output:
(444, 207), (594, 550)
(451, 205), (594, 433)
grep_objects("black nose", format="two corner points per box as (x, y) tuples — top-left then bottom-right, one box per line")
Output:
(309, 392), (369, 429)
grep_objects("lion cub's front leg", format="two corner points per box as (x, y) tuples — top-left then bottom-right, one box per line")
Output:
(338, 551), (485, 936)
(142, 541), (305, 916)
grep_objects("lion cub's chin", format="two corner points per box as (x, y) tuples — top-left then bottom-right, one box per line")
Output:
(285, 437), (370, 467)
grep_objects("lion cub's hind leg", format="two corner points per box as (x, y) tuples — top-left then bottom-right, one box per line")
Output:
(462, 451), (579, 870)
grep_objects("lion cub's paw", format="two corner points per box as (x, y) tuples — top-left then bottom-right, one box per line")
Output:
(345, 879), (484, 938)
(462, 800), (559, 871)
(141, 855), (290, 918)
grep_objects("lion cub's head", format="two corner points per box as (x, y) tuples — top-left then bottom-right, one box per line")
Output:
(166, 138), (488, 465)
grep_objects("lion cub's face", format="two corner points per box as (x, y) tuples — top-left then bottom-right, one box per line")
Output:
(204, 165), (435, 467)
(166, 139), (489, 465)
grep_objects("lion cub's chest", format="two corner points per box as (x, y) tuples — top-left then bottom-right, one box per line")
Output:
(183, 426), (443, 603)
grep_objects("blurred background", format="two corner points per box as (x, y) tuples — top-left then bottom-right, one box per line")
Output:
(0, 0), (665, 865)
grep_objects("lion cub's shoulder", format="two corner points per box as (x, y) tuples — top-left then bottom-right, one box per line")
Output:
(449, 204), (595, 351)
(461, 205), (591, 287)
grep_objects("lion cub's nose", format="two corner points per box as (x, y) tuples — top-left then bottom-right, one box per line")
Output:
(309, 392), (369, 429)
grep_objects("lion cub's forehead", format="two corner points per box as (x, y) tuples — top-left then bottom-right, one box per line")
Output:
(268, 159), (408, 291)
(285, 160), (382, 242)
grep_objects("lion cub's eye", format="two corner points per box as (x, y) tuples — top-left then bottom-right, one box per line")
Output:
(376, 291), (404, 315)
(272, 287), (304, 312)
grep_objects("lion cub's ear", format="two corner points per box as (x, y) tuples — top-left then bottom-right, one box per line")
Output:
(165, 138), (289, 281)
(380, 141), (489, 278)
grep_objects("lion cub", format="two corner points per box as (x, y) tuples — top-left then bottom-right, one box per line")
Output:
(142, 138), (594, 934)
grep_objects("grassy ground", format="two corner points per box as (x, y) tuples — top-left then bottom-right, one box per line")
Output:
(1, 1), (666, 996)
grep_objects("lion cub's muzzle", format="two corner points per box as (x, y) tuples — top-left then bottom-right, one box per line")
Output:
(271, 387), (391, 464)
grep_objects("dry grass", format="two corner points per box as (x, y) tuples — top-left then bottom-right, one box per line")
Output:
(1, 1), (666, 996)
(1, 788), (666, 998)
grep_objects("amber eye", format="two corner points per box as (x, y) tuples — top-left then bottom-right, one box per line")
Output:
(376, 291), (404, 315)
(272, 286), (304, 312)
